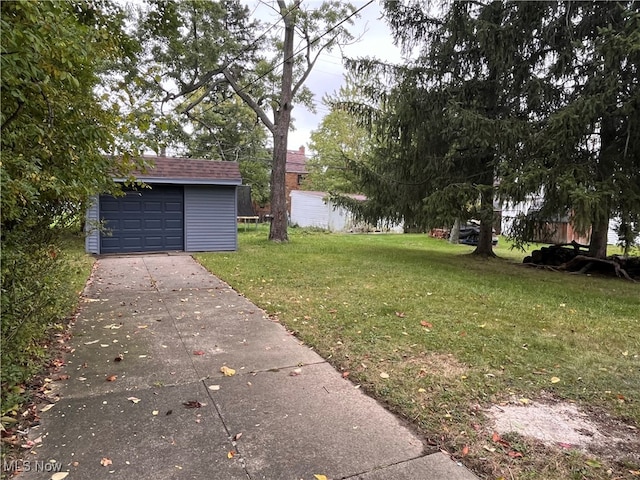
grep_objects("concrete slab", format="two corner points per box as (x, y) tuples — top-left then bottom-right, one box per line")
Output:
(344, 453), (479, 480)
(210, 363), (424, 480)
(17, 255), (478, 480)
(20, 384), (247, 480)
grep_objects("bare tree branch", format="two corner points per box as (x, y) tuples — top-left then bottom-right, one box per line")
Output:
(179, 77), (226, 114)
(223, 67), (275, 133)
(1, 100), (23, 132)
(292, 31), (341, 97)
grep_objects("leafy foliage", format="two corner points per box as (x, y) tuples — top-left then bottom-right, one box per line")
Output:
(305, 83), (370, 194)
(342, 1), (639, 258)
(497, 2), (640, 257)
(132, 0), (359, 241)
(1, 0), (140, 403)
(342, 2), (553, 254)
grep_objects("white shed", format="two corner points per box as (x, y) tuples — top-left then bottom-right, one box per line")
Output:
(289, 191), (355, 231)
(289, 190), (403, 233)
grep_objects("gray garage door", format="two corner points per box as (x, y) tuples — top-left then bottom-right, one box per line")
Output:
(100, 186), (184, 253)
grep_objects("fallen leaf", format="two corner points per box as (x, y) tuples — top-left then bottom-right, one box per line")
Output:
(106, 375), (117, 382)
(193, 350), (205, 356)
(137, 325), (149, 329)
(550, 376), (561, 383)
(462, 445), (469, 457)
(585, 459), (602, 468)
(342, 371), (350, 378)
(233, 432), (242, 441)
(51, 473), (70, 480)
(114, 354), (124, 362)
(84, 339), (100, 345)
(100, 457), (112, 467)
(418, 388), (426, 393)
(183, 400), (204, 409)
(557, 442), (574, 449)
(420, 321), (433, 328)
(289, 368), (302, 376)
(314, 475), (328, 480)
(54, 374), (70, 381)
(395, 311), (406, 318)
(40, 404), (55, 412)
(127, 397), (141, 404)
(208, 385), (221, 391)
(508, 451), (523, 458)
(220, 366), (236, 376)
(152, 410), (159, 416)
(227, 451), (235, 459)
(380, 372), (390, 379)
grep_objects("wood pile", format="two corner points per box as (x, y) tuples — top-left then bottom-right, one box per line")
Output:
(523, 241), (639, 281)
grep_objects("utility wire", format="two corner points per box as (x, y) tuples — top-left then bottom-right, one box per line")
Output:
(197, 0), (375, 116)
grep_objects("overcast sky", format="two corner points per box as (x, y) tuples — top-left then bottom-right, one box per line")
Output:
(244, 0), (402, 153)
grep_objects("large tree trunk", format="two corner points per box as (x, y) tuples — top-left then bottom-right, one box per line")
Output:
(268, 2), (295, 243)
(588, 114), (615, 258)
(589, 214), (609, 259)
(473, 177), (496, 257)
(269, 127), (289, 242)
(449, 218), (460, 244)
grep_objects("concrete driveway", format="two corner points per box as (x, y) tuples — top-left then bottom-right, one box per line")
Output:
(18, 254), (477, 480)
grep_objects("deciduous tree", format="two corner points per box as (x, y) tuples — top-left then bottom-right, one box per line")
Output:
(134, 0), (359, 241)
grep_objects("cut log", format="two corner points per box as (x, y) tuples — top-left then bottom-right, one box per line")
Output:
(561, 255), (637, 282)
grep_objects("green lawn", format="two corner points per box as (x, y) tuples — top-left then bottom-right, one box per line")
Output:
(195, 227), (640, 479)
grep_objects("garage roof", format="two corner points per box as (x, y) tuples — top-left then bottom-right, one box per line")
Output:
(115, 156), (242, 186)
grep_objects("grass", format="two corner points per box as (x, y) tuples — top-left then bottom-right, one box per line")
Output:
(196, 226), (640, 479)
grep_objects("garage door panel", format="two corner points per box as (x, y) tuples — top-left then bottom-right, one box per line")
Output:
(122, 219), (142, 230)
(100, 186), (184, 253)
(101, 201), (120, 212)
(143, 201), (162, 211)
(143, 219), (162, 230)
(122, 201), (142, 212)
(165, 219), (183, 229)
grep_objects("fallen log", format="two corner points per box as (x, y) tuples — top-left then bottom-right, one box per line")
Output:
(560, 255), (637, 282)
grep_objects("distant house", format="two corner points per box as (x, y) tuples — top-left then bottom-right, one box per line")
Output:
(290, 190), (404, 233)
(501, 196), (635, 246)
(254, 146), (309, 219)
(85, 156), (242, 254)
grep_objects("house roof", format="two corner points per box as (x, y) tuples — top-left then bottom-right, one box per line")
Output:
(115, 156), (242, 186)
(286, 147), (308, 174)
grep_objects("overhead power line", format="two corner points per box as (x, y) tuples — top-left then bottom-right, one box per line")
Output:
(198, 0), (375, 116)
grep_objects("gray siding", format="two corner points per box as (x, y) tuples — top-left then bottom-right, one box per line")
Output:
(85, 196), (100, 254)
(184, 186), (238, 252)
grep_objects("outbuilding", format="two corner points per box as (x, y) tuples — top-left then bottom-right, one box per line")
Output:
(85, 156), (242, 254)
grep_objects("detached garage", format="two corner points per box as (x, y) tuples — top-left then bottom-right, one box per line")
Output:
(85, 156), (242, 254)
